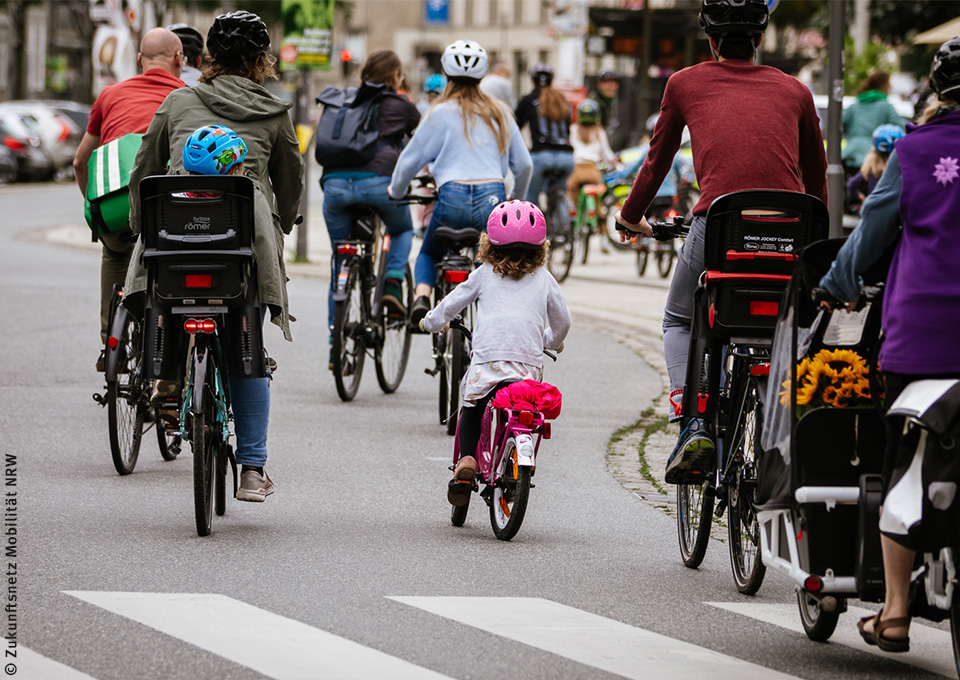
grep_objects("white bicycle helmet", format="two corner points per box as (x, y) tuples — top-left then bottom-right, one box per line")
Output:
(441, 40), (489, 80)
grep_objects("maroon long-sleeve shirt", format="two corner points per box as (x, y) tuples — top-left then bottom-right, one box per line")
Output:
(620, 59), (828, 223)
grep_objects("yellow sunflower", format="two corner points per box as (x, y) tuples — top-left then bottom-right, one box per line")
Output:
(814, 348), (869, 380)
(796, 360), (823, 406)
(853, 378), (872, 400)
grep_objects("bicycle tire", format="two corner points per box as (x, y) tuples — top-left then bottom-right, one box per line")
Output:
(657, 245), (676, 279)
(603, 194), (633, 252)
(375, 265), (412, 393)
(490, 437), (531, 541)
(546, 194), (574, 283)
(332, 262), (365, 401)
(446, 328), (467, 436)
(451, 495), (470, 527)
(677, 479), (713, 568)
(156, 414), (181, 461)
(215, 443), (227, 517)
(106, 309), (144, 475)
(578, 214), (591, 265)
(797, 589), (841, 642)
(727, 377), (766, 595)
(436, 332), (449, 425)
(950, 581), (960, 675)
(636, 247), (649, 277)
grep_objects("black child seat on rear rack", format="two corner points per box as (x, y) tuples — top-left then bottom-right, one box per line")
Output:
(140, 175), (255, 307)
(701, 190), (828, 340)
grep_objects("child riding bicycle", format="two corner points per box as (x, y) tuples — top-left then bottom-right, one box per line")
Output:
(418, 201), (571, 503)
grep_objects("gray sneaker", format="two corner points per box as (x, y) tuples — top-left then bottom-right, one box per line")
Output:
(236, 469), (274, 502)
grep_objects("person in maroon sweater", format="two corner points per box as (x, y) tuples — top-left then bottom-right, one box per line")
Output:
(615, 0), (828, 484)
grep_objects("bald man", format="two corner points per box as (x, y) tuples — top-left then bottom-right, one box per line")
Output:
(73, 28), (185, 364)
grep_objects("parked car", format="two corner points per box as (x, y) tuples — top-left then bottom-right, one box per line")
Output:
(0, 117), (51, 181)
(0, 145), (17, 185)
(41, 100), (90, 133)
(0, 101), (83, 180)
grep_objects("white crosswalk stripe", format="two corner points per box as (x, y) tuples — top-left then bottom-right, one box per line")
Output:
(64, 591), (452, 680)
(19, 645), (99, 680)
(708, 601), (956, 678)
(389, 596), (804, 680)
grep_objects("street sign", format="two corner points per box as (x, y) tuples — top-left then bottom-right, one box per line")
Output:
(280, 0), (335, 71)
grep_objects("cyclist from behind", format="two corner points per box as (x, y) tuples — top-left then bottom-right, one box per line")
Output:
(321, 49), (420, 343)
(516, 64), (574, 207)
(167, 23), (205, 86)
(418, 73), (446, 115)
(614, 0), (827, 484)
(388, 39), (532, 325)
(125, 10), (304, 502)
(567, 99), (618, 252)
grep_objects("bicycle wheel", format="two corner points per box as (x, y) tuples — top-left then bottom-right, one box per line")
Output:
(636, 245), (649, 277)
(435, 331), (449, 425)
(546, 196), (574, 283)
(446, 328), (468, 436)
(677, 479), (714, 568)
(332, 262), (366, 402)
(657, 243), (676, 278)
(950, 581), (960, 674)
(578, 215), (591, 265)
(490, 437), (531, 541)
(106, 309), (145, 475)
(797, 589), (841, 642)
(375, 265), (412, 393)
(215, 443), (227, 517)
(727, 378), (766, 594)
(451, 495), (470, 526)
(156, 414), (181, 461)
(603, 194), (633, 252)
(191, 408), (216, 537)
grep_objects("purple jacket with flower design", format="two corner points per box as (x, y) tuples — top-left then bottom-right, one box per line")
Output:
(881, 110), (960, 374)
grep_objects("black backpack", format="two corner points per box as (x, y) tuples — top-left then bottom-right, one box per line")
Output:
(314, 82), (386, 168)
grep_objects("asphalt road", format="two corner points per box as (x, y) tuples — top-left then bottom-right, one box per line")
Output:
(1, 182), (955, 680)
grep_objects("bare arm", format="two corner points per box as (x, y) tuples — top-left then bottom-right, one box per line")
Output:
(73, 132), (101, 196)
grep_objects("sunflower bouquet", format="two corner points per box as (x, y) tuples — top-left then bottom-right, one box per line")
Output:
(780, 348), (883, 414)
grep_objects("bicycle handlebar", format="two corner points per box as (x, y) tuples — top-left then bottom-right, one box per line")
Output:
(449, 316), (558, 362)
(647, 216), (691, 242)
(390, 175), (438, 205)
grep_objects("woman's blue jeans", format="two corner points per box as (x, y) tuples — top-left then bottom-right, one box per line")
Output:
(414, 181), (505, 288)
(229, 375), (269, 467)
(525, 150), (575, 207)
(321, 175), (414, 327)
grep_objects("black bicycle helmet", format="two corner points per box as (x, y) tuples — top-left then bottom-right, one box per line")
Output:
(597, 70), (619, 82)
(167, 23), (204, 59)
(698, 0), (769, 36)
(931, 36), (960, 101)
(207, 11), (270, 67)
(530, 63), (554, 88)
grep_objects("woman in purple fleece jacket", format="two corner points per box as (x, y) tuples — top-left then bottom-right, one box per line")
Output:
(819, 37), (960, 653)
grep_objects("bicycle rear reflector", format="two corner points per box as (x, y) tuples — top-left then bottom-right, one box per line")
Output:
(666, 209), (679, 219)
(184, 274), (213, 288)
(444, 270), (469, 283)
(184, 318), (217, 334)
(804, 575), (823, 593)
(107, 336), (119, 349)
(337, 244), (358, 255)
(750, 363), (771, 376)
(750, 300), (779, 316)
(541, 422), (551, 439)
(516, 411), (536, 426)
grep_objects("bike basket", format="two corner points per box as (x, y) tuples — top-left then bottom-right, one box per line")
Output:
(83, 133), (144, 237)
(701, 191), (828, 340)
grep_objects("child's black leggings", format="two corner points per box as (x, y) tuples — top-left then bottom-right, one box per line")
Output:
(456, 388), (501, 463)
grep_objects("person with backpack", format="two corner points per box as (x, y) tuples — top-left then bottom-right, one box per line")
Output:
(318, 49), (420, 340)
(845, 123), (905, 212)
(388, 39), (533, 326)
(515, 63), (574, 208)
(124, 10), (304, 502)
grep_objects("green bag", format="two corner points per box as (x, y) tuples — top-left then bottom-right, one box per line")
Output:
(84, 133), (144, 240)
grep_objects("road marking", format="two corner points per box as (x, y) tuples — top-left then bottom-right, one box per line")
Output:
(708, 601), (956, 677)
(19, 645), (99, 680)
(390, 596), (802, 680)
(65, 592), (451, 680)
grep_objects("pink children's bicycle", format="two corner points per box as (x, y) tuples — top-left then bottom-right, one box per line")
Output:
(447, 318), (562, 541)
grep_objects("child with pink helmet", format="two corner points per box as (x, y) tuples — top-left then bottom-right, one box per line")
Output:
(419, 200), (572, 499)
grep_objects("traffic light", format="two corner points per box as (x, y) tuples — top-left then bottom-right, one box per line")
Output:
(340, 49), (352, 79)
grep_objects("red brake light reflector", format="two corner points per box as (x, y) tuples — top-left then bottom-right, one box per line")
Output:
(337, 244), (358, 255)
(184, 274), (212, 288)
(541, 422), (551, 439)
(750, 300), (779, 316)
(107, 336), (119, 349)
(750, 363), (771, 376)
(666, 209), (679, 219)
(444, 270), (469, 283)
(804, 575), (823, 593)
(184, 318), (217, 334)
(2, 136), (24, 151)
(517, 411), (535, 426)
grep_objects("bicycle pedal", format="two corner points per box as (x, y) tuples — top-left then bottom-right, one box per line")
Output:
(713, 498), (727, 518)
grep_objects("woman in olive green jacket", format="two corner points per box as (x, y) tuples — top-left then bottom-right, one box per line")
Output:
(126, 11), (304, 501)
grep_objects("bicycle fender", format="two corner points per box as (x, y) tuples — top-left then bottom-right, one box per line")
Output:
(332, 260), (353, 302)
(104, 305), (130, 382)
(515, 433), (536, 467)
(191, 345), (209, 416)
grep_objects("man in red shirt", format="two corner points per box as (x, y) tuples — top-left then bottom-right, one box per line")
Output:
(73, 28), (184, 365)
(615, 0), (828, 484)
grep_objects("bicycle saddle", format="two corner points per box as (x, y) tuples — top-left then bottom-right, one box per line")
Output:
(433, 226), (480, 249)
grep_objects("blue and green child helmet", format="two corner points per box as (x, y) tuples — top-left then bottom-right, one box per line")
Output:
(183, 125), (247, 175)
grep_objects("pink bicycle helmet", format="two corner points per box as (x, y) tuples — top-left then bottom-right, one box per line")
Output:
(487, 200), (546, 248)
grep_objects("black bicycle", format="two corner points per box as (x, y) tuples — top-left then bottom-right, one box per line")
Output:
(542, 168), (575, 283)
(93, 285), (180, 475)
(330, 207), (413, 401)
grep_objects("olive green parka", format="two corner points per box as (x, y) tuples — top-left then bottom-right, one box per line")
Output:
(126, 75), (305, 340)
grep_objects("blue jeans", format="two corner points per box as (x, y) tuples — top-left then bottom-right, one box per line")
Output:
(662, 215), (707, 395)
(322, 175), (414, 327)
(229, 376), (270, 467)
(414, 181), (506, 288)
(525, 150), (575, 208)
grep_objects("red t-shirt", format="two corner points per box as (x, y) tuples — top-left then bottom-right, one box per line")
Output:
(621, 60), (828, 222)
(87, 69), (184, 144)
